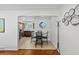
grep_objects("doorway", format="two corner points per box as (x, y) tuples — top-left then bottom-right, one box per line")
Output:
(18, 16), (56, 50)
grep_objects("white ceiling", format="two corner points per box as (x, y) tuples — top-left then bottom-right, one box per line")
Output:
(0, 4), (63, 10)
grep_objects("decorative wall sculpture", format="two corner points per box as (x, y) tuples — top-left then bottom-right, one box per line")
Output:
(39, 21), (47, 29)
(62, 4), (79, 26)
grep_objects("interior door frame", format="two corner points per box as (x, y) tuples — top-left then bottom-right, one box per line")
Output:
(17, 15), (58, 50)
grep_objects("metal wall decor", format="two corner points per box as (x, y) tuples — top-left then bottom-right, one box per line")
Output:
(62, 4), (79, 26)
(66, 16), (72, 22)
(71, 15), (79, 26)
(62, 18), (66, 23)
(64, 12), (69, 17)
(69, 8), (75, 16)
(64, 20), (69, 26)
(62, 16), (71, 23)
(75, 4), (79, 15)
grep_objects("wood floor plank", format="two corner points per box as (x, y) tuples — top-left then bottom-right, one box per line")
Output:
(0, 49), (60, 55)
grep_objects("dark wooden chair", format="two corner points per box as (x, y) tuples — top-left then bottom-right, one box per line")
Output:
(35, 31), (43, 48)
(19, 29), (22, 39)
(31, 31), (36, 42)
(42, 31), (48, 44)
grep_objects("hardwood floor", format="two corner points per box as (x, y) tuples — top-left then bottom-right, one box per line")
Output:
(0, 49), (60, 55)
(19, 37), (56, 49)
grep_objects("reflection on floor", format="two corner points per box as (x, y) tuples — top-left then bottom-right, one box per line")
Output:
(18, 37), (56, 50)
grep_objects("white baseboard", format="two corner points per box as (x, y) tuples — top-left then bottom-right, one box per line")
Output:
(0, 46), (17, 50)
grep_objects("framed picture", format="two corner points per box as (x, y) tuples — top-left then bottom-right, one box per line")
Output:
(0, 18), (5, 33)
(24, 21), (33, 31)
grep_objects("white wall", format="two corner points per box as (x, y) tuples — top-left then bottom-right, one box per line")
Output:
(0, 11), (18, 50)
(49, 16), (58, 48)
(0, 8), (60, 50)
(59, 4), (79, 54)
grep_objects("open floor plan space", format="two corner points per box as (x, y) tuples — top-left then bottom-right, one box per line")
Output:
(0, 4), (79, 55)
(18, 16), (57, 51)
